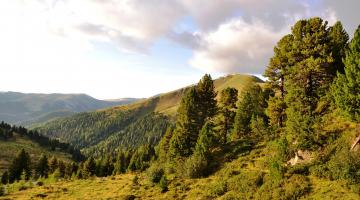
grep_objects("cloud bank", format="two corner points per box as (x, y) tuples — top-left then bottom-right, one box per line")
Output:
(2, 0), (360, 74)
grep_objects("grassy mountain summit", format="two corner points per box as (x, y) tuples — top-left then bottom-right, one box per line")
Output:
(0, 92), (140, 126)
(34, 74), (263, 155)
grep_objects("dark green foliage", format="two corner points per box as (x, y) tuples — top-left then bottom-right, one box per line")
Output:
(83, 157), (96, 177)
(250, 115), (269, 138)
(329, 21), (349, 74)
(266, 96), (286, 129)
(0, 184), (4, 196)
(85, 113), (171, 157)
(169, 87), (200, 158)
(197, 74), (218, 126)
(147, 165), (164, 184)
(284, 18), (349, 149)
(157, 126), (174, 162)
(128, 145), (155, 171)
(332, 26), (360, 121)
(0, 122), (83, 161)
(218, 87), (238, 143)
(233, 84), (268, 138)
(8, 149), (31, 183)
(326, 149), (360, 184)
(195, 122), (216, 160)
(1, 171), (8, 184)
(35, 154), (49, 178)
(48, 157), (58, 174)
(184, 153), (208, 178)
(114, 151), (128, 174)
(159, 175), (168, 192)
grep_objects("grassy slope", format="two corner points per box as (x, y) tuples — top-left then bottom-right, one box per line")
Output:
(35, 74), (262, 152)
(0, 133), (73, 174)
(3, 141), (359, 200)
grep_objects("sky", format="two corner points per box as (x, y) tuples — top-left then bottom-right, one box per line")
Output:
(0, 0), (359, 99)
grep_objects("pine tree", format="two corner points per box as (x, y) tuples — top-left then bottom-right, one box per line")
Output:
(58, 160), (66, 178)
(35, 154), (49, 178)
(285, 18), (348, 149)
(1, 171), (8, 184)
(83, 157), (96, 177)
(114, 151), (127, 174)
(196, 74), (218, 126)
(329, 21), (349, 74)
(168, 87), (200, 158)
(8, 149), (31, 183)
(233, 84), (268, 139)
(195, 122), (216, 160)
(266, 96), (287, 128)
(157, 126), (174, 161)
(264, 34), (294, 99)
(332, 25), (360, 121)
(218, 87), (238, 144)
(49, 156), (58, 174)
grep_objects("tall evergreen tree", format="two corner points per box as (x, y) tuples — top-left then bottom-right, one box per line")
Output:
(83, 157), (96, 177)
(157, 126), (174, 161)
(329, 21), (349, 74)
(8, 149), (31, 183)
(264, 35), (294, 128)
(284, 18), (348, 149)
(233, 84), (268, 139)
(1, 171), (8, 184)
(332, 25), (360, 121)
(35, 154), (49, 178)
(49, 156), (58, 174)
(218, 87), (238, 143)
(196, 74), (218, 126)
(168, 87), (200, 158)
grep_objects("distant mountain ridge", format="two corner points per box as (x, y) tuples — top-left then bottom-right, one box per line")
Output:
(35, 74), (264, 156)
(0, 92), (140, 126)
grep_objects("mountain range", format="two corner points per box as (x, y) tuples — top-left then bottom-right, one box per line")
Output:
(0, 92), (140, 126)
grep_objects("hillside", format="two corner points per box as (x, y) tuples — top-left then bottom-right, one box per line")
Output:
(0, 92), (139, 126)
(0, 123), (82, 174)
(34, 74), (263, 155)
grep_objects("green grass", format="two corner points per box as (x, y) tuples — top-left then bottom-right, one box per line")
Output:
(0, 133), (73, 174)
(3, 138), (359, 200)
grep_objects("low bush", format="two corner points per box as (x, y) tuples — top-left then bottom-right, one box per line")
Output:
(147, 166), (164, 184)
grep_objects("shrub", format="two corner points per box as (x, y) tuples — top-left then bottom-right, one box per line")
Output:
(208, 180), (227, 197)
(283, 175), (311, 199)
(147, 166), (164, 184)
(132, 175), (139, 185)
(184, 154), (208, 178)
(159, 175), (168, 192)
(327, 149), (360, 183)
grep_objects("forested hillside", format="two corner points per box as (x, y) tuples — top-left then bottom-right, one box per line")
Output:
(1, 17), (360, 200)
(0, 92), (139, 126)
(0, 122), (83, 174)
(34, 74), (262, 155)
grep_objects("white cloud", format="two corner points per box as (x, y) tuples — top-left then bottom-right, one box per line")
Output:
(189, 19), (288, 73)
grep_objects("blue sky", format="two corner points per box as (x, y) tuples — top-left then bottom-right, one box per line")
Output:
(0, 0), (359, 99)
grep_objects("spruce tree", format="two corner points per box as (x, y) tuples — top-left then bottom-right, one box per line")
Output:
(83, 157), (96, 177)
(157, 126), (174, 161)
(49, 156), (58, 174)
(197, 74), (218, 126)
(329, 21), (349, 74)
(332, 25), (360, 121)
(8, 149), (31, 183)
(168, 87), (200, 158)
(233, 84), (268, 139)
(1, 171), (8, 184)
(35, 154), (49, 178)
(218, 87), (238, 144)
(285, 18), (348, 149)
(195, 122), (216, 160)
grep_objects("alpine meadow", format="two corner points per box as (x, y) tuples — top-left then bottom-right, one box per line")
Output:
(1, 1), (360, 200)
